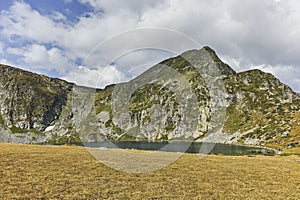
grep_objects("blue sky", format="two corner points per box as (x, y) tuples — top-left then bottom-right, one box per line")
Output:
(0, 0), (93, 22)
(0, 0), (299, 92)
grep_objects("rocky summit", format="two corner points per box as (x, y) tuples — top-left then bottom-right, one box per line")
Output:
(0, 46), (299, 150)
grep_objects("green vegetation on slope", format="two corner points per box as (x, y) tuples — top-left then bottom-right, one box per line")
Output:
(224, 69), (300, 148)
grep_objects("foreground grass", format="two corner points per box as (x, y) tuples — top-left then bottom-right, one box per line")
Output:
(0, 143), (299, 199)
(282, 147), (300, 155)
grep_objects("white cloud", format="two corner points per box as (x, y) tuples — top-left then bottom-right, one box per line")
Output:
(64, 0), (73, 3)
(0, 1), (68, 44)
(7, 44), (72, 74)
(50, 11), (67, 21)
(220, 56), (242, 72)
(0, 58), (14, 67)
(62, 65), (129, 88)
(7, 47), (23, 55)
(0, 0), (299, 92)
(79, 0), (164, 14)
(0, 41), (4, 54)
(23, 44), (49, 65)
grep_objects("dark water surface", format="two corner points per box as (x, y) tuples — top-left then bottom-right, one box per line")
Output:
(61, 141), (275, 155)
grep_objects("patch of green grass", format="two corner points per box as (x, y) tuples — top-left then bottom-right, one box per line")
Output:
(165, 124), (176, 132)
(10, 126), (31, 133)
(46, 132), (81, 144)
(0, 114), (4, 125)
(95, 103), (111, 114)
(223, 104), (242, 133)
(9, 126), (44, 135)
(118, 133), (140, 141)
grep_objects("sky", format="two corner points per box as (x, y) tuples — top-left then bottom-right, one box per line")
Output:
(0, 0), (299, 92)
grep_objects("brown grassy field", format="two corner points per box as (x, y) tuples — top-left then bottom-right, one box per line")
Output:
(0, 143), (299, 199)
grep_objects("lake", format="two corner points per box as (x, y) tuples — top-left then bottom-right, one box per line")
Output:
(73, 141), (276, 155)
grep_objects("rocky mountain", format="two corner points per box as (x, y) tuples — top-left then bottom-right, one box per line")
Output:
(0, 46), (299, 150)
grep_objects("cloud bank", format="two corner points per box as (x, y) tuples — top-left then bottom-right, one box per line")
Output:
(0, 0), (299, 91)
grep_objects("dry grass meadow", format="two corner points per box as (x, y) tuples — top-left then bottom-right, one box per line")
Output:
(0, 143), (299, 199)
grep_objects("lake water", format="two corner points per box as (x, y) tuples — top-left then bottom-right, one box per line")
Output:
(74, 141), (275, 155)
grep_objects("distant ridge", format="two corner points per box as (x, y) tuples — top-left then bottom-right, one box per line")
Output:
(0, 46), (299, 150)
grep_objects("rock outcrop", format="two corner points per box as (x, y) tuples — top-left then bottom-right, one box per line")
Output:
(0, 65), (73, 143)
(0, 46), (299, 149)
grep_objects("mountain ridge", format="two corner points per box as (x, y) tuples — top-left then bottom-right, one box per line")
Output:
(0, 47), (299, 150)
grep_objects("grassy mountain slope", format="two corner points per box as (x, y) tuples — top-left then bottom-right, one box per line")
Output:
(0, 47), (299, 150)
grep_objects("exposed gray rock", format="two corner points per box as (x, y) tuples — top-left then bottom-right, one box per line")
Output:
(0, 46), (299, 149)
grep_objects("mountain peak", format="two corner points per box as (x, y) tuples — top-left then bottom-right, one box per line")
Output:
(0, 49), (299, 150)
(179, 46), (236, 76)
(202, 45), (216, 52)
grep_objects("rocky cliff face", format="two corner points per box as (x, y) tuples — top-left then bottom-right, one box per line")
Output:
(0, 47), (299, 149)
(88, 46), (235, 142)
(0, 65), (74, 143)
